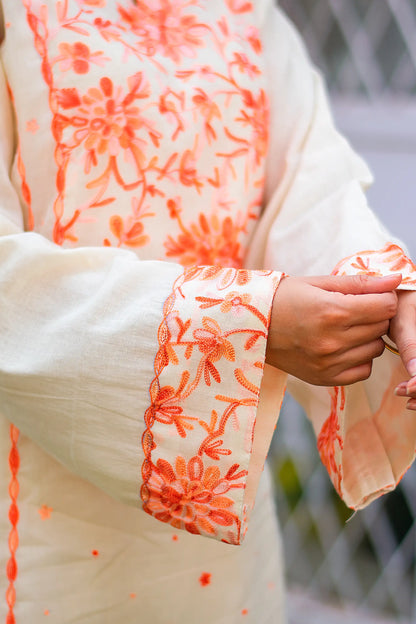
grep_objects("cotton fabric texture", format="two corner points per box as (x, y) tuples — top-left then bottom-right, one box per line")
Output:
(0, 1), (415, 623)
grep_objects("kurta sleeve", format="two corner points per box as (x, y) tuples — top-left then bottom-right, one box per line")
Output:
(248, 3), (416, 509)
(0, 53), (285, 545)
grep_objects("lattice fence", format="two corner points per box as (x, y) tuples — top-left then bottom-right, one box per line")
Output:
(271, 398), (416, 622)
(271, 2), (416, 622)
(279, 0), (416, 99)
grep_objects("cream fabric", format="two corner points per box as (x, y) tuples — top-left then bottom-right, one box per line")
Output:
(0, 2), (415, 623)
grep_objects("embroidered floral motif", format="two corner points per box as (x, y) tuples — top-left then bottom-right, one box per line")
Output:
(141, 266), (282, 543)
(317, 387), (345, 496)
(145, 455), (243, 535)
(117, 1), (208, 63)
(332, 243), (416, 287)
(20, 0), (268, 259)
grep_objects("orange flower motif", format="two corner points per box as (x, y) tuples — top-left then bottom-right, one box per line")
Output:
(65, 74), (154, 160)
(150, 384), (198, 438)
(108, 214), (149, 247)
(57, 42), (108, 75)
(118, 1), (208, 63)
(164, 213), (243, 267)
(220, 292), (252, 314)
(144, 455), (241, 536)
(193, 317), (236, 385)
(194, 317), (235, 363)
(231, 52), (260, 78)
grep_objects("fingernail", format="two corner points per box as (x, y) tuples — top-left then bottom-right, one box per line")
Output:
(408, 359), (416, 378)
(407, 398), (416, 410)
(407, 379), (416, 395)
(395, 383), (408, 396)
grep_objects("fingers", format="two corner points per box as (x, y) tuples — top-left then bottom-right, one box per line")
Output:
(395, 378), (416, 411)
(333, 362), (373, 387)
(305, 273), (402, 295)
(309, 338), (385, 386)
(304, 276), (399, 327)
(343, 320), (390, 346)
(329, 339), (385, 386)
(340, 291), (398, 325)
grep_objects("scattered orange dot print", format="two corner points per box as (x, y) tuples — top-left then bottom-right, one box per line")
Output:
(38, 505), (53, 520)
(172, 534), (178, 541)
(241, 608), (248, 616)
(91, 549), (99, 557)
(26, 119), (39, 134)
(129, 593), (136, 599)
(199, 572), (211, 587)
(44, 609), (50, 616)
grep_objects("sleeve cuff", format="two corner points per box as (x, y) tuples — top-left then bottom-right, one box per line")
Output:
(332, 242), (416, 290)
(140, 265), (284, 544)
(305, 243), (416, 510)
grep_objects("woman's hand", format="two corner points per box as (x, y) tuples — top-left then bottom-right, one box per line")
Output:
(266, 273), (401, 386)
(389, 290), (416, 409)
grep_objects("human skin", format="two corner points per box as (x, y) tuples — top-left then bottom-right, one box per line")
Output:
(266, 273), (401, 387)
(390, 289), (416, 408)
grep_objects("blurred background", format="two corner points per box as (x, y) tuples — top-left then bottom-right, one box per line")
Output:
(271, 1), (416, 623)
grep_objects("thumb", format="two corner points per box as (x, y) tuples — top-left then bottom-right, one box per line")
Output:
(304, 273), (402, 295)
(395, 331), (416, 379)
(389, 293), (416, 378)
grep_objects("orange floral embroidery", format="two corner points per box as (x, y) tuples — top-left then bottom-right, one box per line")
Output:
(117, 1), (208, 63)
(150, 382), (198, 438)
(317, 387), (345, 495)
(165, 211), (250, 268)
(146, 455), (243, 535)
(22, 0), (268, 253)
(332, 243), (416, 287)
(246, 26), (262, 54)
(141, 266), (282, 542)
(65, 74), (153, 162)
(56, 41), (108, 74)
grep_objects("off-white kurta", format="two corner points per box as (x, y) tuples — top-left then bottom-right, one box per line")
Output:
(1, 1), (416, 622)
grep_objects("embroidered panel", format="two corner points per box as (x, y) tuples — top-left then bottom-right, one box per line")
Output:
(7, 0), (269, 266)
